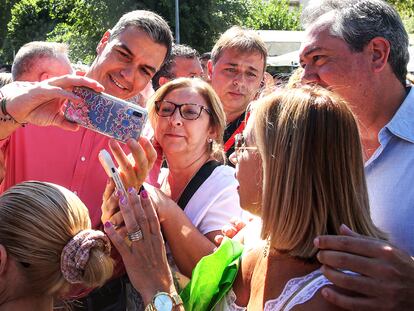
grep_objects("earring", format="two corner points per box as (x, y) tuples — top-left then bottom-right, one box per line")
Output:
(208, 138), (213, 143)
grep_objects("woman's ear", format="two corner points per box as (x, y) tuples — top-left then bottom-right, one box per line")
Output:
(0, 244), (8, 276)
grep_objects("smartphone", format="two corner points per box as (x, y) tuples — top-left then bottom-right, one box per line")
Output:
(64, 87), (148, 143)
(99, 149), (127, 194)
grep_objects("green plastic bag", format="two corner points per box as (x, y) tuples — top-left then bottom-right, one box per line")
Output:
(180, 237), (244, 311)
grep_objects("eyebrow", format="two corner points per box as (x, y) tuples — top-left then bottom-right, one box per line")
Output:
(300, 47), (325, 60)
(226, 62), (260, 73)
(117, 43), (157, 74)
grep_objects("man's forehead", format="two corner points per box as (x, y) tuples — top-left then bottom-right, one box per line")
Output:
(219, 48), (264, 69)
(299, 20), (337, 57)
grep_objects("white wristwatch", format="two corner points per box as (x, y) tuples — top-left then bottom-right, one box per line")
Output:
(144, 292), (183, 311)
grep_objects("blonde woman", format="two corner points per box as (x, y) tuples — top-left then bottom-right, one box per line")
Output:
(0, 181), (113, 310)
(217, 86), (387, 310)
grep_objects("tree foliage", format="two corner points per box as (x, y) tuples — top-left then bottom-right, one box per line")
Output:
(243, 0), (301, 31)
(387, 0), (414, 33)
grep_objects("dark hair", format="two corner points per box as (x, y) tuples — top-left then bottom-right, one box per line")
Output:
(302, 0), (409, 86)
(110, 10), (173, 66)
(152, 44), (200, 89)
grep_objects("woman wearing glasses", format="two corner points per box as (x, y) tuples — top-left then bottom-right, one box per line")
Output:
(103, 78), (242, 279)
(147, 77), (242, 275)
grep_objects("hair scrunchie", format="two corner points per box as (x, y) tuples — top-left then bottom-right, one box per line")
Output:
(61, 229), (111, 284)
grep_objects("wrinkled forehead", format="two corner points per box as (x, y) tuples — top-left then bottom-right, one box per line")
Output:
(300, 12), (337, 57)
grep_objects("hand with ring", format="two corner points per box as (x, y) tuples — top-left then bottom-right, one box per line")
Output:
(104, 187), (176, 306)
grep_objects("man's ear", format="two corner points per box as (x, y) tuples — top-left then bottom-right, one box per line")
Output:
(368, 37), (390, 73)
(0, 244), (8, 276)
(158, 76), (170, 87)
(207, 60), (214, 80)
(39, 72), (49, 82)
(96, 30), (111, 55)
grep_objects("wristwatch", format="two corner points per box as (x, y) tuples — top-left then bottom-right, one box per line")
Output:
(144, 292), (183, 311)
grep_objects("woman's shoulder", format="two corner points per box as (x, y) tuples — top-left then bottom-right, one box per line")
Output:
(232, 247), (262, 306)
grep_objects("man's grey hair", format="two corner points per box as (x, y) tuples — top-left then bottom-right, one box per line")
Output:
(12, 41), (68, 81)
(302, 0), (409, 86)
(152, 44), (200, 89)
(110, 10), (173, 65)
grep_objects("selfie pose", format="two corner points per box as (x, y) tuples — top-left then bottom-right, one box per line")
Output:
(105, 86), (387, 311)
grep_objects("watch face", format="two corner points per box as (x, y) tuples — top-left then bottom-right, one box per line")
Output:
(154, 294), (173, 311)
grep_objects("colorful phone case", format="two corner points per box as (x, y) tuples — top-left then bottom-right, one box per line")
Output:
(64, 87), (148, 143)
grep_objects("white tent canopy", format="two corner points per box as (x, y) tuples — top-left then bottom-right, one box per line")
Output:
(268, 47), (414, 71)
(267, 50), (299, 67)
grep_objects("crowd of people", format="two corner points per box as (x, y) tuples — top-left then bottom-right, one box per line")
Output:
(0, 0), (413, 310)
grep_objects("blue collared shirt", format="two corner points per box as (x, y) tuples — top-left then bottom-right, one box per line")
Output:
(365, 87), (414, 255)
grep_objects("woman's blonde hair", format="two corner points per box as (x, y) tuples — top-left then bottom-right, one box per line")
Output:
(253, 86), (386, 258)
(147, 77), (226, 162)
(0, 181), (113, 296)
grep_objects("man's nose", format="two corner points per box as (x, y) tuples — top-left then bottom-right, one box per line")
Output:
(120, 66), (135, 82)
(300, 65), (320, 85)
(233, 72), (247, 88)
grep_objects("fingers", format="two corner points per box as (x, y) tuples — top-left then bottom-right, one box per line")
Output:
(103, 179), (116, 202)
(47, 74), (104, 93)
(314, 234), (391, 259)
(139, 189), (161, 235)
(320, 265), (381, 297)
(230, 218), (247, 232)
(139, 136), (157, 169)
(339, 224), (361, 238)
(214, 234), (224, 245)
(104, 221), (130, 257)
(109, 212), (124, 229)
(109, 139), (142, 189)
(221, 224), (238, 238)
(320, 286), (375, 311)
(119, 189), (145, 236)
(317, 249), (385, 277)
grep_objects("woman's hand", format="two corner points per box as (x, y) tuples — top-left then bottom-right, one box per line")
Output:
(104, 188), (175, 305)
(109, 137), (157, 190)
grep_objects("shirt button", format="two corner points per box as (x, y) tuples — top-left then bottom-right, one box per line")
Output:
(74, 191), (78, 195)
(81, 156), (86, 161)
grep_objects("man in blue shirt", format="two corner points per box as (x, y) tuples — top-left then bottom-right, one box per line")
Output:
(300, 0), (414, 309)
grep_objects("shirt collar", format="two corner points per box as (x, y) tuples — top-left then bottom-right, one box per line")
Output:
(384, 87), (414, 144)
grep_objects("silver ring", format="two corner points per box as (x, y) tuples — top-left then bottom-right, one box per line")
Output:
(127, 229), (143, 242)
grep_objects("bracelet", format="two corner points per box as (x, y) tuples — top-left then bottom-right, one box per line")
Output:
(0, 90), (26, 127)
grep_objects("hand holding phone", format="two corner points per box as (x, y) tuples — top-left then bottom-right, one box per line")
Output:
(99, 149), (127, 195)
(65, 87), (148, 143)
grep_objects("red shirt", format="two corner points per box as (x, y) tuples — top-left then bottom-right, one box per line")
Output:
(1, 125), (117, 228)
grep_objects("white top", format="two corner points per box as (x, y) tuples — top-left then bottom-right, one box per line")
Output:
(159, 165), (243, 234)
(215, 269), (355, 311)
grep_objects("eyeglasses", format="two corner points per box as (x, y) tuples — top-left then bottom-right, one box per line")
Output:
(234, 133), (257, 156)
(155, 100), (211, 120)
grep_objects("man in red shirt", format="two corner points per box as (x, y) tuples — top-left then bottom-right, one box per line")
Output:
(0, 10), (173, 310)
